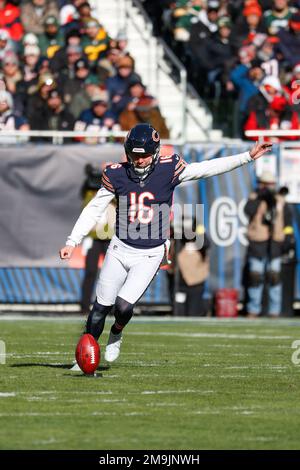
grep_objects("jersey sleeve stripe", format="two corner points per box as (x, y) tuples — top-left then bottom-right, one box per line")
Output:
(172, 162), (186, 183)
(173, 162), (186, 177)
(175, 157), (187, 170)
(101, 174), (115, 193)
(102, 180), (114, 192)
(102, 173), (113, 186)
(102, 181), (115, 193)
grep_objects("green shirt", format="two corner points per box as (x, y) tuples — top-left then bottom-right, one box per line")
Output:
(264, 7), (297, 34)
(38, 32), (64, 58)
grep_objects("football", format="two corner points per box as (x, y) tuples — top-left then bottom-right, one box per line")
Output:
(75, 334), (100, 375)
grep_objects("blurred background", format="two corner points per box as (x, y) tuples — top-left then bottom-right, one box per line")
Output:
(1, 0), (300, 318)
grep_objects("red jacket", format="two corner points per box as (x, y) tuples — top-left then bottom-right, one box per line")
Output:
(0, 3), (23, 42)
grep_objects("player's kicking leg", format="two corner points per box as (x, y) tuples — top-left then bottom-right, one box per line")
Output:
(70, 247), (127, 370)
(104, 242), (165, 363)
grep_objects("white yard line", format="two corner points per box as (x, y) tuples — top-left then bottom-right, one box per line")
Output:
(0, 314), (300, 327)
(140, 389), (214, 395)
(127, 332), (293, 340)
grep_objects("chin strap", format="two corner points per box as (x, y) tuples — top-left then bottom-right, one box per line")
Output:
(133, 164), (152, 176)
(129, 150), (160, 177)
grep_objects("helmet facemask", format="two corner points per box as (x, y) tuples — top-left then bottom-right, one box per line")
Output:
(126, 147), (160, 178)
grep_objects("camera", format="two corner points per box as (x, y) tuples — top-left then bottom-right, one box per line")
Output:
(258, 188), (276, 227)
(84, 164), (102, 190)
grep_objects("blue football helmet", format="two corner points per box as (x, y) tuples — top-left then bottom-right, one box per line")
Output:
(124, 123), (160, 176)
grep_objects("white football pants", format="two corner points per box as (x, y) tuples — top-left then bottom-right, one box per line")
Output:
(96, 235), (165, 305)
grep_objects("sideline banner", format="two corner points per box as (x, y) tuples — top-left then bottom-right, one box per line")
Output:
(0, 144), (122, 267)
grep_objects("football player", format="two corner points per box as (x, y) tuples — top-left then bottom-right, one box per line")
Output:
(60, 123), (272, 365)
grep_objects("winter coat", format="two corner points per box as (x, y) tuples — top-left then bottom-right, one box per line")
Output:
(0, 2), (23, 41)
(21, 1), (59, 35)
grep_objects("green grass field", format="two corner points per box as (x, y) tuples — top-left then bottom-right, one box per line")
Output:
(0, 315), (300, 450)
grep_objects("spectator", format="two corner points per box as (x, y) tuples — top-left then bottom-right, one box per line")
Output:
(21, 32), (39, 55)
(26, 71), (57, 128)
(55, 43), (83, 82)
(35, 55), (51, 75)
(74, 89), (117, 142)
(72, 0), (90, 11)
(21, 0), (59, 35)
(276, 12), (300, 67)
(14, 44), (41, 116)
(0, 89), (29, 130)
(38, 15), (64, 58)
(232, 1), (267, 48)
(97, 46), (121, 82)
(244, 172), (294, 318)
(42, 88), (75, 131)
(263, 0), (297, 35)
(197, 16), (236, 96)
(115, 28), (131, 57)
(0, 0), (23, 42)
(257, 36), (280, 78)
(105, 55), (141, 104)
(61, 57), (92, 117)
(77, 1), (92, 24)
(118, 77), (170, 138)
(0, 29), (15, 63)
(186, 1), (222, 89)
(59, 3), (79, 35)
(244, 75), (299, 140)
(196, 0), (220, 34)
(172, 0), (205, 42)
(230, 53), (265, 132)
(84, 73), (103, 100)
(81, 17), (109, 63)
(22, 44), (41, 82)
(187, 0), (219, 51)
(50, 28), (82, 74)
(2, 51), (22, 94)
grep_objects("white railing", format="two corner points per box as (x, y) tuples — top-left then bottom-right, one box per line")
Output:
(3, 129), (300, 144)
(245, 130), (300, 140)
(0, 129), (184, 146)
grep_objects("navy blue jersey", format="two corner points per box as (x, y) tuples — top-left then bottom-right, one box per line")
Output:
(101, 154), (186, 248)
(75, 108), (115, 130)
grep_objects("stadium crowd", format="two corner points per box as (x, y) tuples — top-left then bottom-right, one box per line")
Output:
(2, 0), (300, 140)
(0, 0), (170, 139)
(143, 0), (300, 138)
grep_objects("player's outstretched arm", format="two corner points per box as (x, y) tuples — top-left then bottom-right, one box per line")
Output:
(59, 187), (115, 260)
(179, 142), (272, 183)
